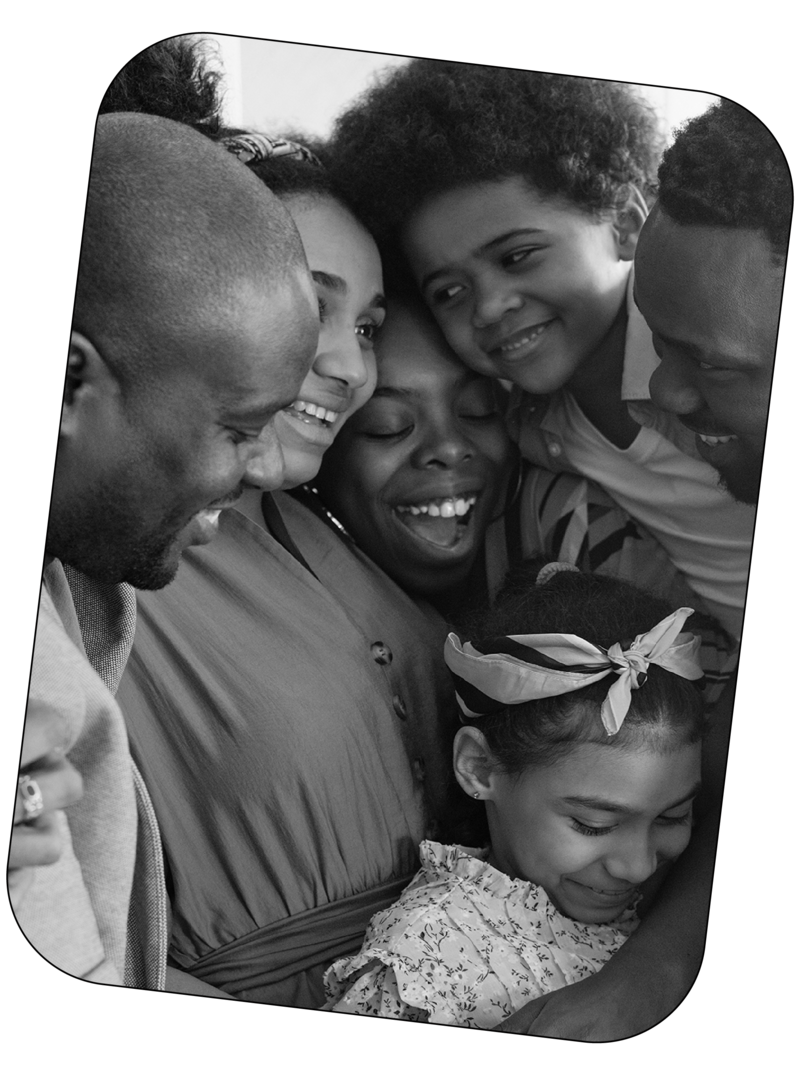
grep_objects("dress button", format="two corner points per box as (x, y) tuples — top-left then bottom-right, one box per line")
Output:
(370, 641), (393, 666)
(547, 440), (562, 458)
(392, 695), (408, 720)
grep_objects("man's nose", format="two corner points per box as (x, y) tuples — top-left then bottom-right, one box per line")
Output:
(649, 353), (704, 416)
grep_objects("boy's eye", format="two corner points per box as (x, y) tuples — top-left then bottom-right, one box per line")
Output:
(430, 282), (466, 305)
(502, 246), (542, 268)
(317, 294), (328, 323)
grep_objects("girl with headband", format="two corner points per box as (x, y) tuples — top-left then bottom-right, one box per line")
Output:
(324, 561), (705, 1028)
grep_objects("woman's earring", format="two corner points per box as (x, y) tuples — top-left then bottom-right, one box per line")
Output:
(473, 791), (481, 799)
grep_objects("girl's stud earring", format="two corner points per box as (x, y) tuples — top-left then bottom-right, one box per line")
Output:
(473, 791), (481, 799)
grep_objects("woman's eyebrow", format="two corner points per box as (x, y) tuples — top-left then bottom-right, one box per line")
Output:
(562, 783), (702, 815)
(312, 270), (386, 312)
(312, 269), (346, 293)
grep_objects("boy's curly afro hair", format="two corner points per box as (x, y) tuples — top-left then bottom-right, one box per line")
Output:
(657, 97), (792, 260)
(328, 59), (664, 247)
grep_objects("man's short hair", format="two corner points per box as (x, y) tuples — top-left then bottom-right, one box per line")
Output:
(657, 97), (792, 260)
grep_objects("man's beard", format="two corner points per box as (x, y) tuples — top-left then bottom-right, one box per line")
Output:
(47, 482), (191, 591)
(716, 448), (763, 506)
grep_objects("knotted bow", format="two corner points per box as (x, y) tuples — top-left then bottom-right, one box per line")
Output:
(444, 607), (703, 735)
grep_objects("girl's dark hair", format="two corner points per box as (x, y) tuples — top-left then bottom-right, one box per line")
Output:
(329, 60), (664, 249)
(464, 560), (705, 778)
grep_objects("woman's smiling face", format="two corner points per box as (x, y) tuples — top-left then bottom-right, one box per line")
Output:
(402, 176), (639, 395)
(275, 194), (386, 488)
(316, 298), (515, 595)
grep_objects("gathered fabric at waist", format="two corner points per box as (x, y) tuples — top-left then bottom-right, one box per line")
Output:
(175, 874), (413, 1008)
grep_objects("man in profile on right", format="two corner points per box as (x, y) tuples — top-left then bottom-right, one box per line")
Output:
(501, 96), (792, 1041)
(635, 96), (792, 506)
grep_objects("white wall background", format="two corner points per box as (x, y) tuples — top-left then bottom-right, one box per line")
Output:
(203, 34), (717, 142)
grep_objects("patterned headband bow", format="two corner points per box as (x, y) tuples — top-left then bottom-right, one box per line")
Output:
(444, 607), (703, 736)
(221, 131), (322, 167)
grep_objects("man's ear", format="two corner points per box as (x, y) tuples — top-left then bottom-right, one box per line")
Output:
(614, 186), (649, 262)
(62, 331), (115, 438)
(453, 726), (499, 801)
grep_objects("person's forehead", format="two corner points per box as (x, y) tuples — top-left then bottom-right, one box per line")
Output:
(529, 741), (701, 806)
(636, 213), (783, 354)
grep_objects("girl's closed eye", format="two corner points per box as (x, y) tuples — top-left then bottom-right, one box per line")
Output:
(569, 818), (616, 837)
(656, 808), (693, 827)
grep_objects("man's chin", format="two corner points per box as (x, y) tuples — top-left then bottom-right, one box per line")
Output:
(717, 461), (762, 506)
(123, 553), (182, 591)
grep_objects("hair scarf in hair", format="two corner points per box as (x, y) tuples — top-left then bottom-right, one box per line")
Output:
(444, 607), (703, 735)
(221, 131), (321, 166)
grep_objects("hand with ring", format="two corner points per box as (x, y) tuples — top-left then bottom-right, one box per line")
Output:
(8, 700), (83, 909)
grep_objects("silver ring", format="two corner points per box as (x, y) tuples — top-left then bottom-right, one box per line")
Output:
(18, 774), (44, 822)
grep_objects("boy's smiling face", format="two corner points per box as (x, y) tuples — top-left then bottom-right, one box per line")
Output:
(403, 176), (641, 395)
(316, 298), (515, 595)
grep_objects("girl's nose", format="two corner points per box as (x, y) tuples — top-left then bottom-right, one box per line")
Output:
(471, 279), (524, 329)
(603, 832), (658, 886)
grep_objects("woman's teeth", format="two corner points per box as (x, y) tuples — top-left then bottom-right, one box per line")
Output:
(396, 494), (477, 519)
(287, 400), (338, 426)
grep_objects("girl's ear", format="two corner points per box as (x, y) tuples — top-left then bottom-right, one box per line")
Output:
(453, 726), (498, 800)
(614, 186), (648, 262)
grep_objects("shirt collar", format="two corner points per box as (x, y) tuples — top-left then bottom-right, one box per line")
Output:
(620, 268), (660, 403)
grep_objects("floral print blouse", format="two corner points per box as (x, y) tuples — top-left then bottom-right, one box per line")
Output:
(323, 841), (639, 1028)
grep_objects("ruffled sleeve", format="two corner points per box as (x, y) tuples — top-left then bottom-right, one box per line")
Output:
(324, 842), (637, 1029)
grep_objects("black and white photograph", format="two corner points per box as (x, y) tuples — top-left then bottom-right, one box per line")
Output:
(4, 9), (797, 1068)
